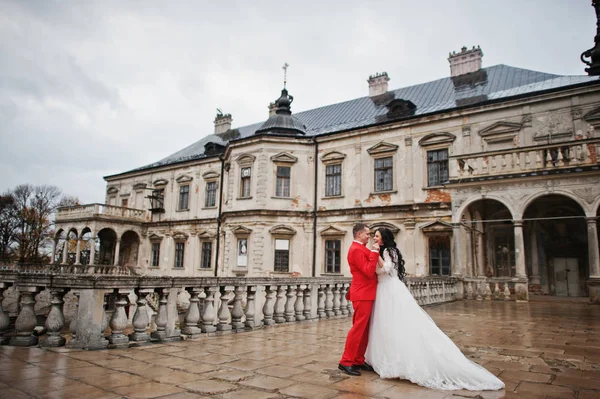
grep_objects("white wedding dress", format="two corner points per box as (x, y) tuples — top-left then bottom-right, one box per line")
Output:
(365, 249), (505, 391)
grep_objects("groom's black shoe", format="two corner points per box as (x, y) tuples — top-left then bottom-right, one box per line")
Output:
(338, 364), (361, 376)
(354, 363), (375, 372)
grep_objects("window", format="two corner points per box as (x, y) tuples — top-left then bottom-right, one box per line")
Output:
(240, 167), (251, 198)
(493, 228), (515, 277)
(121, 198), (128, 208)
(274, 239), (289, 272)
(174, 242), (185, 268)
(429, 236), (450, 276)
(275, 166), (291, 197)
(325, 164), (342, 197)
(151, 243), (160, 267)
(178, 185), (189, 210)
(427, 149), (449, 187)
(200, 242), (212, 269)
(374, 157), (393, 192)
(205, 181), (217, 207)
(325, 240), (341, 273)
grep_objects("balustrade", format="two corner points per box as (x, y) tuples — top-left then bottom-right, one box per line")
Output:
(56, 203), (146, 222)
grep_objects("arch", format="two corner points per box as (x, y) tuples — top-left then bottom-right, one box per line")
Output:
(592, 197), (600, 217)
(53, 229), (66, 264)
(519, 191), (588, 218)
(119, 230), (140, 267)
(453, 195), (515, 223)
(66, 229), (78, 265)
(79, 227), (94, 265)
(97, 227), (117, 265)
(368, 222), (400, 234)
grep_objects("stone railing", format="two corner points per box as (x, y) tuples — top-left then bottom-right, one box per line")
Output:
(461, 276), (522, 301)
(450, 137), (600, 181)
(56, 203), (147, 222)
(0, 271), (461, 350)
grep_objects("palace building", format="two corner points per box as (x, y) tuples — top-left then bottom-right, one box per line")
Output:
(54, 46), (600, 302)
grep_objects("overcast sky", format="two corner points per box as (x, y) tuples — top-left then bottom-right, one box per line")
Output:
(0, 0), (595, 203)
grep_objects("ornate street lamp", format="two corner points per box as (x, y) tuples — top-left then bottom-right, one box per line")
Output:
(581, 1), (600, 75)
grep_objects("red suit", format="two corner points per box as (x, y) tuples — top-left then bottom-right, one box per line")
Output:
(340, 241), (380, 366)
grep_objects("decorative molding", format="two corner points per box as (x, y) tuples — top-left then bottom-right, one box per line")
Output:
(404, 136), (413, 146)
(319, 225), (346, 237)
(573, 187), (600, 204)
(368, 222), (400, 234)
(133, 183), (147, 191)
(584, 106), (600, 126)
(153, 179), (168, 187)
(236, 153), (256, 166)
(269, 225), (297, 236)
(148, 233), (163, 242)
(321, 151), (347, 164)
(418, 132), (457, 147)
(202, 171), (220, 180)
(196, 230), (216, 239)
(172, 231), (188, 241)
(367, 141), (399, 155)
(571, 108), (583, 120)
(420, 220), (453, 234)
(462, 125), (471, 137)
(478, 122), (522, 143)
(106, 186), (119, 194)
(175, 174), (193, 183)
(270, 152), (298, 164)
(232, 225), (252, 236)
(522, 114), (532, 127)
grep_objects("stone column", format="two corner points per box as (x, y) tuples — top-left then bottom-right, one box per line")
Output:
(50, 239), (57, 264)
(452, 224), (465, 277)
(586, 217), (600, 304)
(530, 227), (541, 286)
(244, 286), (256, 329)
(274, 285), (286, 323)
(262, 285), (275, 326)
(0, 283), (11, 345)
(284, 285), (296, 322)
(11, 287), (40, 346)
(114, 237), (121, 266)
(67, 289), (108, 350)
(89, 236), (96, 265)
(41, 289), (67, 347)
(217, 286), (233, 332)
(231, 286), (245, 331)
(294, 284), (305, 321)
(513, 220), (529, 301)
(61, 241), (68, 264)
(75, 239), (82, 265)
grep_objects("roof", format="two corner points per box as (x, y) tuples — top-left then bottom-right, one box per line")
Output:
(122, 65), (599, 175)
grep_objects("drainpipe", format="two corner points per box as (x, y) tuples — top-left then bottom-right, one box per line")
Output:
(214, 157), (225, 277)
(312, 138), (319, 277)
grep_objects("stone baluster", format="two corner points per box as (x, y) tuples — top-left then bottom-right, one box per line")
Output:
(217, 286), (234, 332)
(333, 284), (341, 316)
(274, 285), (287, 323)
(556, 148), (565, 167)
(130, 288), (153, 343)
(485, 283), (493, 300)
(151, 288), (169, 341)
(201, 287), (217, 333)
(466, 281), (474, 300)
(340, 284), (349, 316)
(500, 154), (507, 171)
(262, 286), (276, 326)
(284, 285), (296, 322)
(42, 289), (67, 347)
(535, 150), (543, 168)
(245, 286), (256, 329)
(317, 285), (326, 318)
(10, 287), (40, 346)
(494, 283), (501, 300)
(0, 283), (11, 345)
(303, 286), (312, 320)
(481, 156), (489, 174)
(490, 155), (497, 172)
(294, 284), (305, 321)
(183, 288), (202, 338)
(476, 281), (483, 301)
(503, 284), (511, 301)
(325, 285), (334, 317)
(107, 289), (131, 346)
(513, 152), (521, 171)
(231, 286), (245, 331)
(524, 151), (532, 169)
(595, 141), (600, 160)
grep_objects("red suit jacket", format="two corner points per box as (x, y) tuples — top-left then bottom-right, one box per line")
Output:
(347, 241), (380, 301)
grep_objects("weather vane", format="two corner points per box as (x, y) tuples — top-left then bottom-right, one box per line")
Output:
(282, 62), (289, 88)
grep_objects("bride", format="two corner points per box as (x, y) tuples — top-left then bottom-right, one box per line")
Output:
(364, 227), (505, 391)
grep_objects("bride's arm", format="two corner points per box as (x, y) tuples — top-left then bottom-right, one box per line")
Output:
(376, 249), (394, 274)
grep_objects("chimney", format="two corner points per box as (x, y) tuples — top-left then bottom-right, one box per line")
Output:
(268, 102), (277, 117)
(214, 111), (232, 135)
(448, 46), (483, 77)
(367, 72), (390, 97)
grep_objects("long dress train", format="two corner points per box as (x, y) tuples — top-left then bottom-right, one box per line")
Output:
(365, 249), (504, 391)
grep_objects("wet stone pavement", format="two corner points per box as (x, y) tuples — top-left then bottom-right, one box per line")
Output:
(0, 297), (599, 399)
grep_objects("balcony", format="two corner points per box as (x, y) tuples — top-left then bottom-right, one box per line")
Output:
(449, 137), (600, 184)
(56, 203), (148, 223)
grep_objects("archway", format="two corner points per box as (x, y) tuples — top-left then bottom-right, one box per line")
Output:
(53, 229), (66, 264)
(523, 195), (587, 297)
(66, 229), (78, 265)
(97, 228), (117, 265)
(79, 228), (95, 265)
(119, 231), (140, 267)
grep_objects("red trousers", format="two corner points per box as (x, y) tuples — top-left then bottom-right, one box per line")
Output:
(339, 300), (373, 366)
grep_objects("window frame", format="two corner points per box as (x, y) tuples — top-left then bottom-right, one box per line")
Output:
(200, 241), (212, 269)
(325, 164), (342, 197)
(324, 239), (341, 274)
(178, 184), (190, 211)
(205, 181), (217, 208)
(427, 148), (449, 187)
(240, 167), (252, 199)
(275, 165), (291, 198)
(428, 235), (451, 276)
(374, 156), (394, 192)
(150, 242), (160, 267)
(274, 238), (290, 272)
(174, 242), (185, 268)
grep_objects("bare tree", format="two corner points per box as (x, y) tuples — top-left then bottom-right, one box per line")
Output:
(0, 192), (19, 261)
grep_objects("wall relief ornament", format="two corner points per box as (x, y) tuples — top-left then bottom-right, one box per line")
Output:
(573, 187), (600, 204)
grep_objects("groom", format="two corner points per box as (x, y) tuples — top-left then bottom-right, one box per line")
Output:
(338, 223), (380, 376)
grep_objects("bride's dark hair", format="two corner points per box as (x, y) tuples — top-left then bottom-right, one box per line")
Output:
(376, 227), (406, 281)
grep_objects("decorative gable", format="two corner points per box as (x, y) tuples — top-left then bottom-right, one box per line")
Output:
(319, 225), (346, 237)
(148, 233), (163, 241)
(477, 121), (522, 143)
(106, 186), (119, 194)
(175, 174), (193, 183)
(270, 152), (298, 164)
(232, 225), (252, 236)
(202, 171), (220, 180)
(172, 231), (189, 241)
(236, 153), (256, 166)
(418, 132), (456, 147)
(584, 106), (600, 127)
(321, 151), (347, 164)
(367, 141), (399, 155)
(133, 183), (147, 191)
(269, 225), (297, 236)
(368, 222), (400, 234)
(153, 179), (168, 187)
(420, 220), (453, 234)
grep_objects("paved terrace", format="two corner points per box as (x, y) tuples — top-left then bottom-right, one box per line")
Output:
(0, 298), (599, 399)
